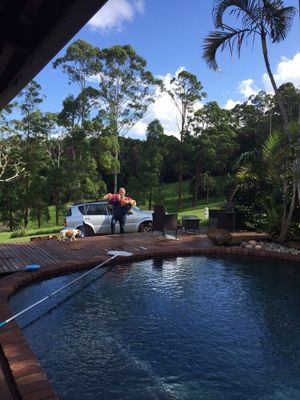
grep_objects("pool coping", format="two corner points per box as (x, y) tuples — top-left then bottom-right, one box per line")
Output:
(0, 245), (300, 400)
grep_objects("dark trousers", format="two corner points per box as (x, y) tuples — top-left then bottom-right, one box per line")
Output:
(111, 214), (126, 234)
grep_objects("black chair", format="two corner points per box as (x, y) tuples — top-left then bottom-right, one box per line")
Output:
(182, 215), (201, 234)
(152, 205), (178, 238)
(153, 205), (166, 215)
(209, 209), (236, 231)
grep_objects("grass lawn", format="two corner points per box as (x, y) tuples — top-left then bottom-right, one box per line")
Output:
(161, 181), (224, 220)
(0, 205), (65, 244)
(0, 181), (224, 243)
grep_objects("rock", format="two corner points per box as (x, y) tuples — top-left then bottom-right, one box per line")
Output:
(249, 240), (258, 246)
(207, 228), (232, 246)
(255, 244), (263, 250)
(245, 244), (253, 249)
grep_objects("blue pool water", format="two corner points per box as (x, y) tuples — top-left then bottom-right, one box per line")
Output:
(10, 256), (300, 400)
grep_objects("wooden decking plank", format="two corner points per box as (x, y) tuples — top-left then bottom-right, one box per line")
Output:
(0, 245), (26, 269)
(61, 239), (109, 258)
(12, 241), (60, 268)
(0, 259), (12, 273)
(23, 240), (64, 264)
(26, 242), (62, 264)
(40, 240), (96, 263)
(0, 249), (17, 273)
(37, 241), (72, 262)
(1, 243), (37, 267)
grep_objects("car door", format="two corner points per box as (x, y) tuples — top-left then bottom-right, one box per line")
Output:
(83, 203), (110, 234)
(124, 207), (140, 232)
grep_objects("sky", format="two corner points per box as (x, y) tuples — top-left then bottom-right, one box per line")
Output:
(29, 0), (300, 139)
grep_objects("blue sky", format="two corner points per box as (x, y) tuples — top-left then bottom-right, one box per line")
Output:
(32, 0), (300, 138)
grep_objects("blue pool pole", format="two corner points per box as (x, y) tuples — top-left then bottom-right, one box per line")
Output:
(0, 251), (133, 329)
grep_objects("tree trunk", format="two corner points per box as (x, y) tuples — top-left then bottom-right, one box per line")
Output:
(9, 183), (13, 232)
(279, 174), (296, 242)
(297, 95), (300, 204)
(178, 149), (183, 210)
(24, 176), (29, 228)
(261, 33), (292, 143)
(177, 130), (184, 211)
(261, 32), (297, 241)
(37, 209), (41, 229)
(113, 173), (118, 194)
(113, 149), (119, 193)
(193, 163), (201, 207)
(55, 196), (59, 226)
(148, 187), (152, 210)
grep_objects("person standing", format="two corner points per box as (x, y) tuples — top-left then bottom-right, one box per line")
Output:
(106, 188), (136, 234)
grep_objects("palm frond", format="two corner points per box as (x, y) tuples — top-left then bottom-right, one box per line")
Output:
(262, 130), (283, 158)
(203, 27), (252, 70)
(213, 0), (258, 28)
(263, 1), (296, 42)
(236, 161), (261, 188)
(262, 130), (292, 176)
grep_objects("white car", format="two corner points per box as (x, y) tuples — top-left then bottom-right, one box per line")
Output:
(64, 201), (153, 236)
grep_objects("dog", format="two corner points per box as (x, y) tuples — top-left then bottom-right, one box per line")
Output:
(60, 228), (81, 241)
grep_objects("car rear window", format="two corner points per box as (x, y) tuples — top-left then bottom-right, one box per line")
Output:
(79, 203), (107, 215)
(78, 206), (86, 215)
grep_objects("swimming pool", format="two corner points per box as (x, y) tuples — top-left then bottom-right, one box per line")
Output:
(10, 255), (300, 400)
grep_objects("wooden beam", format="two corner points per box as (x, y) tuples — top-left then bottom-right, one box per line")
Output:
(0, 0), (108, 109)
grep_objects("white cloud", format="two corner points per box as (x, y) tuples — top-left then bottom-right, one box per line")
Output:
(130, 91), (179, 138)
(88, 0), (145, 33)
(223, 99), (241, 110)
(130, 67), (204, 139)
(238, 79), (259, 99)
(223, 78), (258, 111)
(222, 52), (300, 112)
(262, 52), (300, 92)
(86, 68), (186, 139)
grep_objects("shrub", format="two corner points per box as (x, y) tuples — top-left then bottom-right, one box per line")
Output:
(10, 229), (27, 238)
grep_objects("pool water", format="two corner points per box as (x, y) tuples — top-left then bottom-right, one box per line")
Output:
(10, 256), (300, 400)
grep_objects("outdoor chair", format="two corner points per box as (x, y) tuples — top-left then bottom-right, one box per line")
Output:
(153, 205), (166, 215)
(152, 205), (178, 239)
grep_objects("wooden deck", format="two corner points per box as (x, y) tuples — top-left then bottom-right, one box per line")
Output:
(0, 233), (206, 274)
(0, 231), (269, 275)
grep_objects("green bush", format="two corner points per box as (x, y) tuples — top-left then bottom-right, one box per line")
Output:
(10, 229), (27, 238)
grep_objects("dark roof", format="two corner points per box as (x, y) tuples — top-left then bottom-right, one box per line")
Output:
(0, 0), (108, 109)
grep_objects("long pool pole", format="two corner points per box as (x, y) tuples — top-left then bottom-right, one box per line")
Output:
(0, 254), (122, 328)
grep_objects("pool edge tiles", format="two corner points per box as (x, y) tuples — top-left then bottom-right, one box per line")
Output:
(0, 244), (300, 400)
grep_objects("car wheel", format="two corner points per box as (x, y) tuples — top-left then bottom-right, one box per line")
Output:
(78, 225), (94, 237)
(139, 221), (152, 233)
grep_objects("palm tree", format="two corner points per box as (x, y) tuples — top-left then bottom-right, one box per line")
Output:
(234, 125), (297, 240)
(203, 0), (295, 142)
(203, 0), (299, 241)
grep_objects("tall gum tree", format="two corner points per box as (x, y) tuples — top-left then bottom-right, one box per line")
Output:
(96, 44), (163, 192)
(15, 81), (48, 228)
(0, 104), (24, 183)
(167, 70), (206, 210)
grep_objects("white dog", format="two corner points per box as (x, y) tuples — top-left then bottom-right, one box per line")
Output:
(60, 228), (81, 241)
